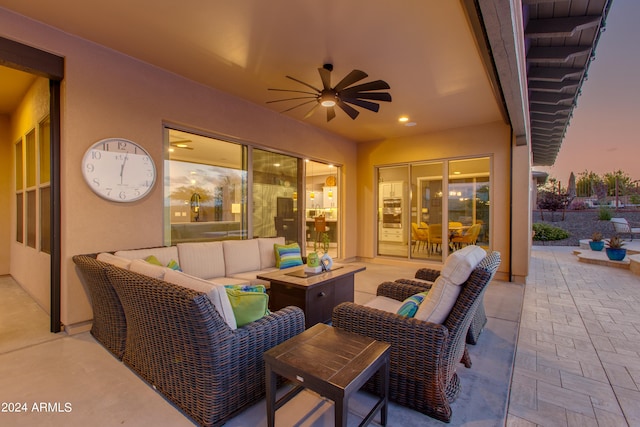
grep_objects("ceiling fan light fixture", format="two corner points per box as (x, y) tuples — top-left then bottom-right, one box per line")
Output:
(320, 91), (337, 107)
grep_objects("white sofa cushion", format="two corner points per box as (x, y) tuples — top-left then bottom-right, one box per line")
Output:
(223, 240), (261, 276)
(177, 242), (226, 280)
(227, 270), (274, 287)
(415, 245), (486, 324)
(115, 246), (179, 267)
(96, 252), (131, 269)
(364, 296), (404, 313)
(129, 259), (172, 279)
(258, 237), (285, 269)
(163, 270), (237, 330)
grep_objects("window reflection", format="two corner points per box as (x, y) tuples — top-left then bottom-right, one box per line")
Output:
(166, 129), (247, 243)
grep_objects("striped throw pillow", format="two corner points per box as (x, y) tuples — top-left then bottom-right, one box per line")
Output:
(396, 291), (430, 318)
(274, 243), (303, 269)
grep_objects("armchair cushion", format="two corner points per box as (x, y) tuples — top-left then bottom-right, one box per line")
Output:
(415, 245), (485, 323)
(364, 295), (403, 313)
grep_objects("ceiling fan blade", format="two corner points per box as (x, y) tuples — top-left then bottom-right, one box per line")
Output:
(318, 67), (332, 90)
(304, 102), (320, 119)
(326, 106), (336, 122)
(280, 99), (318, 113)
(266, 96), (318, 104)
(286, 75), (321, 93)
(333, 70), (368, 92)
(336, 100), (360, 120)
(268, 88), (318, 96)
(342, 92), (392, 102)
(340, 80), (390, 93)
(341, 98), (380, 112)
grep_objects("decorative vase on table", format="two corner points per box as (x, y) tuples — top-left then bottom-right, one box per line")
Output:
(605, 248), (627, 261)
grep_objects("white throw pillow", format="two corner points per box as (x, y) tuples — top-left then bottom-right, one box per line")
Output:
(129, 259), (171, 279)
(164, 270), (237, 330)
(258, 237), (285, 269)
(414, 245), (486, 323)
(96, 252), (131, 269)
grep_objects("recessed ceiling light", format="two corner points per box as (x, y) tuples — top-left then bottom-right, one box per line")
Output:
(398, 116), (409, 122)
(405, 122), (417, 127)
(274, 163), (280, 167)
(175, 143), (189, 148)
(453, 171), (461, 175)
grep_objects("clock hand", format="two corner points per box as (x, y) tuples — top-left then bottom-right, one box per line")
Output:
(120, 153), (128, 185)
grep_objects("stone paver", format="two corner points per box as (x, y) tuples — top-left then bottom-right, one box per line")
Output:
(508, 246), (640, 426)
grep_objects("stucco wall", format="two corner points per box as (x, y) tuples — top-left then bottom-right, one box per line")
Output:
(1, 9), (358, 327)
(356, 121), (513, 280)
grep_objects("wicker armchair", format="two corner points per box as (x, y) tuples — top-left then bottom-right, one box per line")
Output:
(73, 254), (127, 359)
(104, 265), (304, 427)
(332, 251), (500, 423)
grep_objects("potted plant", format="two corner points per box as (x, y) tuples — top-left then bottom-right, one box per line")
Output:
(605, 236), (627, 261)
(589, 232), (605, 251)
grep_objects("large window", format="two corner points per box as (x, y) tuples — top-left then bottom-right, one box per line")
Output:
(165, 129), (247, 244)
(377, 156), (490, 262)
(164, 128), (343, 257)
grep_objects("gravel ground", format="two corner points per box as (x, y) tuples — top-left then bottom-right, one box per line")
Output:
(532, 209), (640, 246)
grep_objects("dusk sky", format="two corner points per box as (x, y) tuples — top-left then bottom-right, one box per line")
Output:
(534, 0), (639, 186)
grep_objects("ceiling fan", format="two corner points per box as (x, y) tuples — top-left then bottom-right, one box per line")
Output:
(267, 64), (392, 122)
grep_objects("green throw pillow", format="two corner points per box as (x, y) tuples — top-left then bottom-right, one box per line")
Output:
(274, 243), (303, 269)
(224, 285), (269, 327)
(396, 291), (430, 318)
(145, 255), (181, 271)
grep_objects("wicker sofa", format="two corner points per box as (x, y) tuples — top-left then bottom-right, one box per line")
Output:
(332, 250), (500, 423)
(73, 237), (306, 427)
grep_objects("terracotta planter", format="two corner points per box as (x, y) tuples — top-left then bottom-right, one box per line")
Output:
(589, 241), (604, 251)
(605, 248), (627, 261)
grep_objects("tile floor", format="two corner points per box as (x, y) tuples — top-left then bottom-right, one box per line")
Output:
(506, 246), (640, 427)
(3, 247), (636, 426)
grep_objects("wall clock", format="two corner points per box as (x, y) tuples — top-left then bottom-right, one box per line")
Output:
(82, 138), (156, 202)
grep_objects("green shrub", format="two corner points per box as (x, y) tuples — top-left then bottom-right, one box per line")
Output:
(598, 206), (612, 221)
(532, 223), (570, 241)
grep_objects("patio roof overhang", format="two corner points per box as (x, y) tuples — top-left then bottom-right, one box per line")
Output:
(524, 0), (612, 166)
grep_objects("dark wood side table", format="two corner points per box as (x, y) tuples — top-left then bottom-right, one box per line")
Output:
(264, 323), (390, 427)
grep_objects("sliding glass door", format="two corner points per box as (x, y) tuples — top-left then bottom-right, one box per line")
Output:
(376, 156), (491, 262)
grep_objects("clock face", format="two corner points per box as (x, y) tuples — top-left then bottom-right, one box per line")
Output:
(82, 138), (156, 202)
